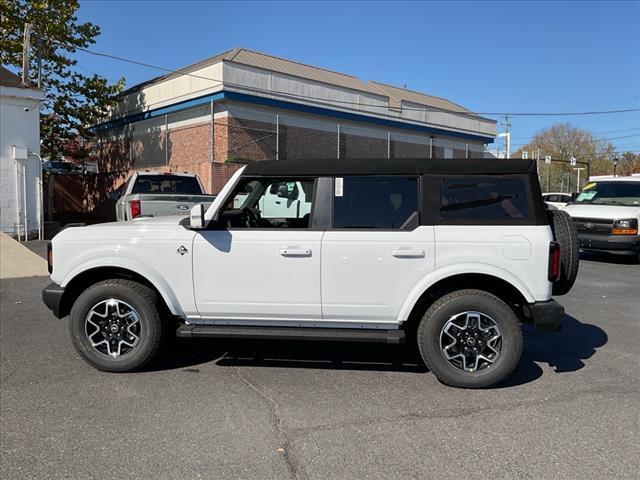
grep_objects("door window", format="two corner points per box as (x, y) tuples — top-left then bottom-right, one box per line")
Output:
(221, 178), (315, 228)
(333, 176), (419, 229)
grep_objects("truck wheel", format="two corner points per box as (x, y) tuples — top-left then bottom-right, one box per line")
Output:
(69, 279), (166, 372)
(417, 290), (523, 389)
(548, 209), (579, 295)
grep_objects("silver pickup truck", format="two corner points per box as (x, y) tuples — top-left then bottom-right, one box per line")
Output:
(115, 172), (215, 221)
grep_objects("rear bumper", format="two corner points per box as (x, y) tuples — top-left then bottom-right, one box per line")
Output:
(42, 283), (65, 318)
(529, 299), (564, 331)
(578, 232), (640, 255)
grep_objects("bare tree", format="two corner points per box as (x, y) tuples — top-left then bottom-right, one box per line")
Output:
(512, 123), (619, 191)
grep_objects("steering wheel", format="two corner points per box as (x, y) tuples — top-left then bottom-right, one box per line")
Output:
(243, 207), (261, 228)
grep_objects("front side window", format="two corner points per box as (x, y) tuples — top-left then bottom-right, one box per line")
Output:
(440, 177), (528, 220)
(333, 176), (419, 229)
(220, 178), (315, 228)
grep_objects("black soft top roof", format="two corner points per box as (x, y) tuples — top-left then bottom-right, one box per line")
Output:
(243, 158), (537, 176)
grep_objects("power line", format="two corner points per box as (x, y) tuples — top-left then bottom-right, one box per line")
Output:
(511, 133), (640, 148)
(592, 127), (640, 135)
(510, 126), (640, 140)
(61, 42), (640, 118)
(599, 133), (640, 141)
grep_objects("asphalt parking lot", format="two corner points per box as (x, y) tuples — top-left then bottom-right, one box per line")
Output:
(1, 249), (639, 479)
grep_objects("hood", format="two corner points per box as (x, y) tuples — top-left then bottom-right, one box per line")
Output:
(564, 203), (640, 220)
(51, 215), (189, 246)
(87, 215), (187, 228)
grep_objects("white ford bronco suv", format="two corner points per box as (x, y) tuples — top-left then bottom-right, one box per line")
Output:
(43, 158), (579, 388)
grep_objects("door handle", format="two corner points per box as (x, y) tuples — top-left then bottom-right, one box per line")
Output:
(280, 247), (311, 257)
(391, 248), (425, 258)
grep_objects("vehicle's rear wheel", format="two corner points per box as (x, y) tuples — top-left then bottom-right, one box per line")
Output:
(69, 279), (166, 372)
(417, 290), (523, 388)
(547, 209), (579, 295)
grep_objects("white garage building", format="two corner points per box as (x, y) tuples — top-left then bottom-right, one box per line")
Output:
(0, 67), (44, 239)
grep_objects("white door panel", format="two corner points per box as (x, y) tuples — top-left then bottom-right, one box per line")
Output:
(193, 230), (323, 321)
(321, 227), (435, 323)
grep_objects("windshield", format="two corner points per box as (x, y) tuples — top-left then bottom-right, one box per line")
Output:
(574, 181), (640, 206)
(131, 175), (202, 194)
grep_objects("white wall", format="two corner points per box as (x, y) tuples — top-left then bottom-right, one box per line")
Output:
(0, 86), (43, 238)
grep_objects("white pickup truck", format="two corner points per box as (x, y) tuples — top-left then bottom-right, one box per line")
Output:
(43, 158), (579, 388)
(114, 172), (215, 221)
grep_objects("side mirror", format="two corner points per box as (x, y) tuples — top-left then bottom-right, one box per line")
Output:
(189, 203), (205, 229)
(277, 184), (289, 198)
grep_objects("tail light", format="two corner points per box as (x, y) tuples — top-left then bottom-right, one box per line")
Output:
(611, 218), (638, 235)
(548, 241), (560, 282)
(129, 200), (141, 219)
(47, 242), (53, 274)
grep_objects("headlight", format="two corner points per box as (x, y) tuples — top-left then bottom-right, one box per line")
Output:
(611, 218), (638, 235)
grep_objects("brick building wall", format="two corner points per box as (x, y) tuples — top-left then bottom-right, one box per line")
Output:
(93, 107), (489, 202)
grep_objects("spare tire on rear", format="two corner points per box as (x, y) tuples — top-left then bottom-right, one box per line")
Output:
(547, 209), (579, 295)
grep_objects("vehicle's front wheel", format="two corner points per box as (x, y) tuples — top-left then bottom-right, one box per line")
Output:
(417, 290), (523, 388)
(69, 279), (167, 372)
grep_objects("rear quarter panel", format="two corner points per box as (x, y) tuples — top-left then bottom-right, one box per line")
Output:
(433, 225), (553, 302)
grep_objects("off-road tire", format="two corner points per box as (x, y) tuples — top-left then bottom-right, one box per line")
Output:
(69, 279), (166, 372)
(547, 209), (580, 295)
(417, 290), (523, 389)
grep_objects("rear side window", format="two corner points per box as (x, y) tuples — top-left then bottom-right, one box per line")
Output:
(131, 175), (202, 194)
(440, 177), (528, 220)
(333, 176), (419, 229)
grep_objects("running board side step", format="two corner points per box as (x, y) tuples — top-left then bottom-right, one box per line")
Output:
(176, 325), (405, 344)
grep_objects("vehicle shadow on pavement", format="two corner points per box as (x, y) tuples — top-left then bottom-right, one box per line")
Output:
(215, 340), (428, 373)
(580, 251), (638, 265)
(150, 314), (607, 385)
(152, 337), (427, 373)
(498, 313), (608, 388)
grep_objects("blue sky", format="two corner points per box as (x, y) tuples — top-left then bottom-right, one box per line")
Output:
(76, 0), (640, 153)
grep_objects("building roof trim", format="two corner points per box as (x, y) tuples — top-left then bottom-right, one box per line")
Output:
(92, 90), (495, 143)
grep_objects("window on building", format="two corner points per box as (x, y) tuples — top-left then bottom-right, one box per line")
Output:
(221, 178), (315, 228)
(440, 177), (529, 220)
(333, 176), (419, 229)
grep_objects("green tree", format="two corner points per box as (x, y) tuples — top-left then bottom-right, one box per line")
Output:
(512, 123), (617, 192)
(0, 0), (124, 159)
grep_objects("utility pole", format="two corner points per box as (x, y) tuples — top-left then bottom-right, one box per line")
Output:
(503, 114), (511, 159)
(21, 23), (32, 86)
(573, 167), (586, 192)
(544, 155), (552, 192)
(496, 115), (511, 159)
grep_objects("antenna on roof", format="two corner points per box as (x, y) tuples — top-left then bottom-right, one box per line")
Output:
(21, 23), (32, 87)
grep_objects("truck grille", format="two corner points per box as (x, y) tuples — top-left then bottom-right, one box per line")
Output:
(572, 217), (613, 235)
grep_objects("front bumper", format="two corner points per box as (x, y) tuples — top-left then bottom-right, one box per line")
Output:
(578, 232), (640, 255)
(529, 299), (564, 331)
(42, 283), (65, 318)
